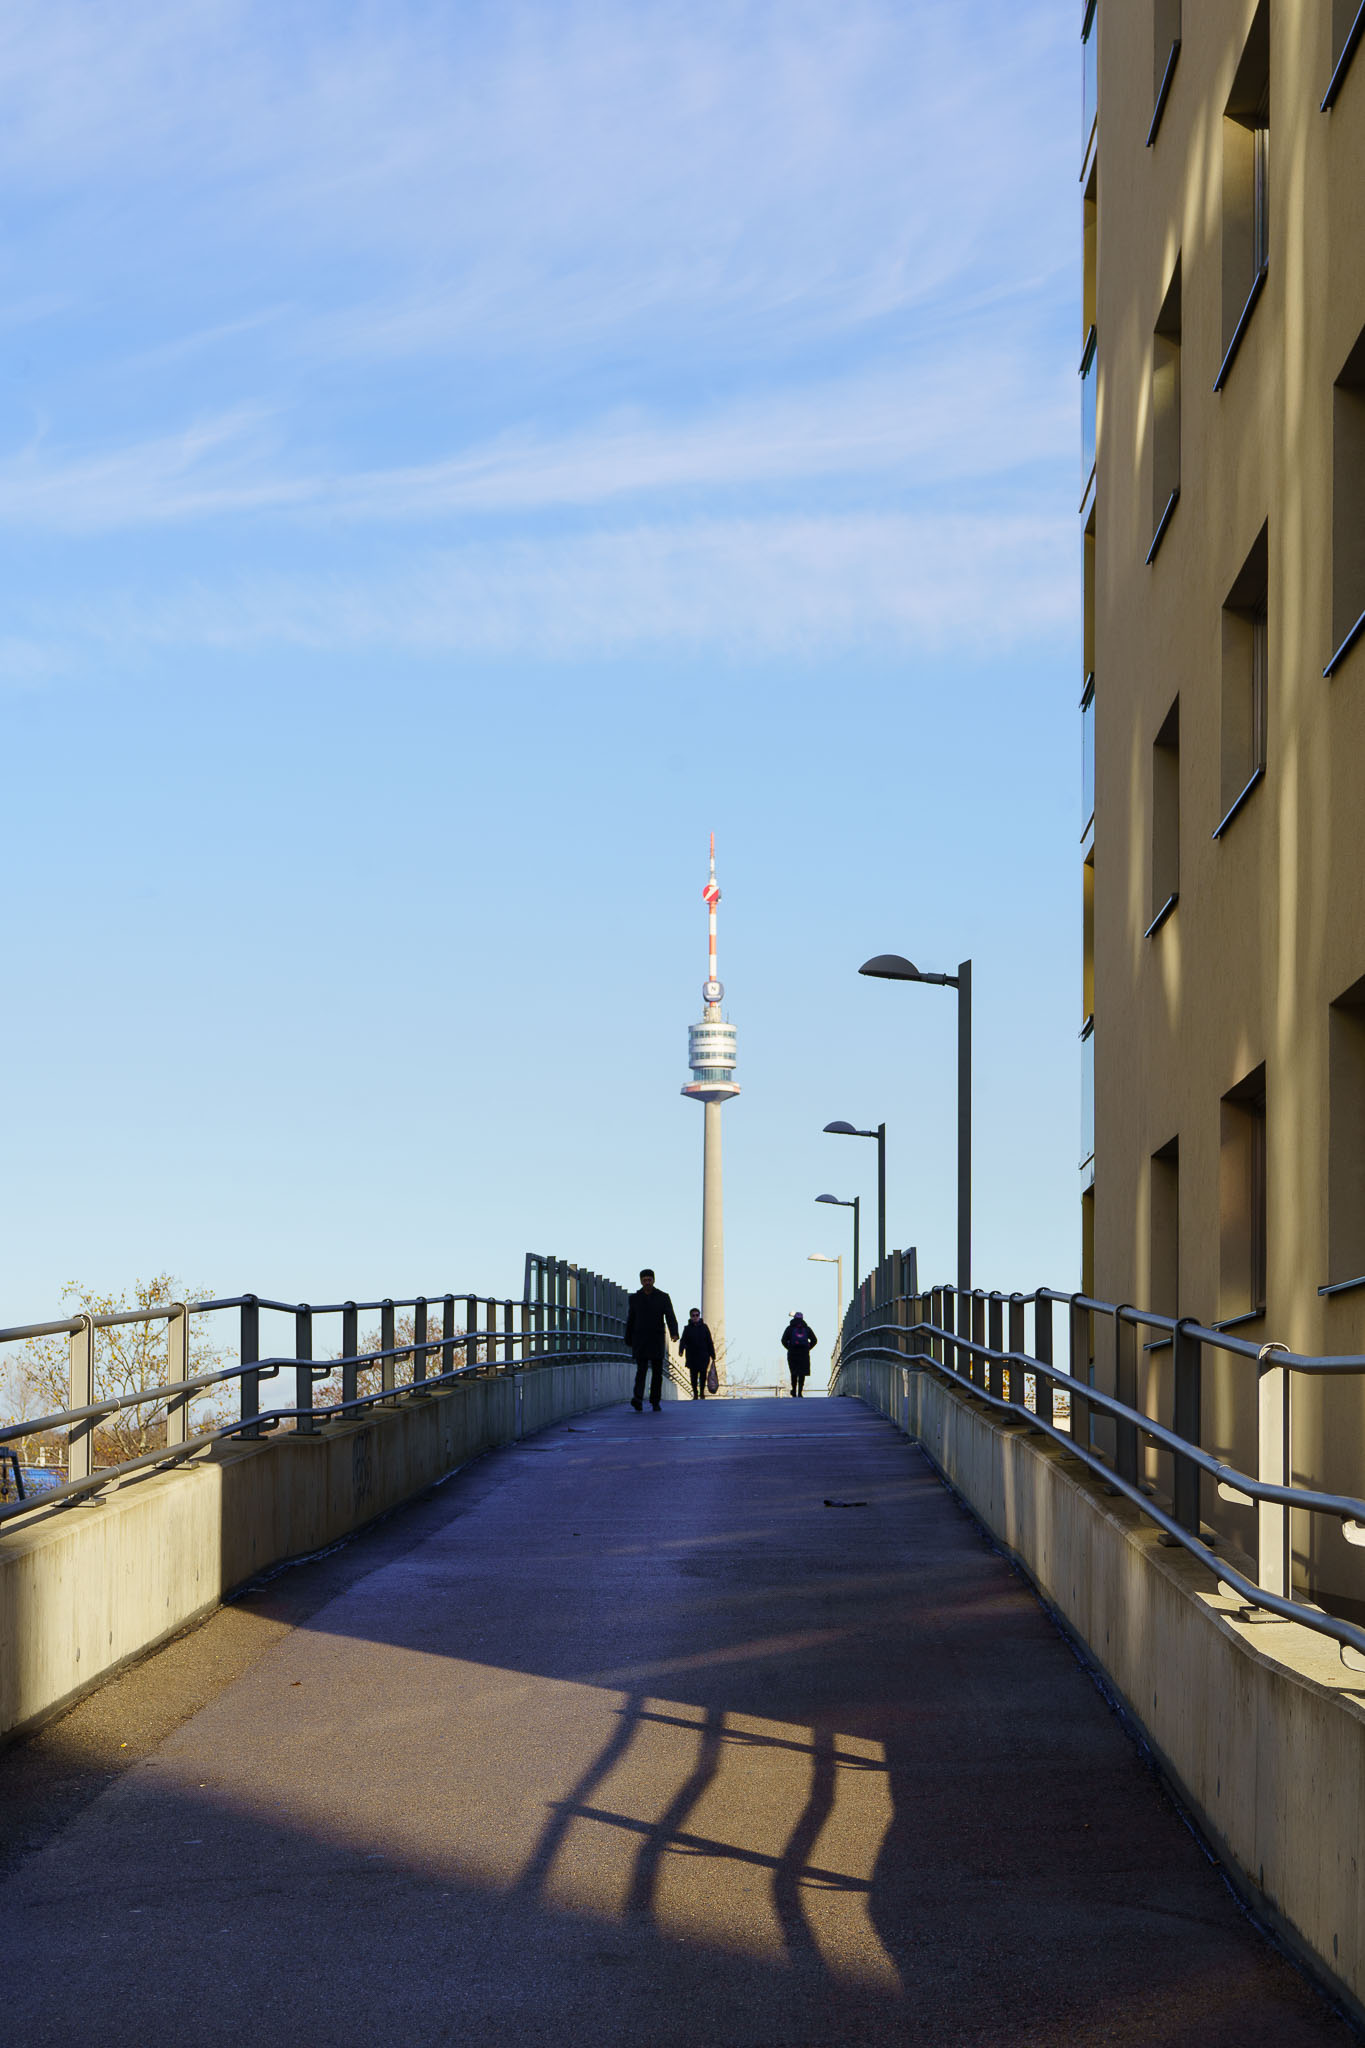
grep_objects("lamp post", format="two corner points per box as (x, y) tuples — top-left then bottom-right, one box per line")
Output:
(807, 1253), (843, 1374)
(816, 1192), (860, 1298)
(859, 954), (972, 1291)
(823, 1121), (885, 1269)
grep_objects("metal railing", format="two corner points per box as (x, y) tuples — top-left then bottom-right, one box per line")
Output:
(830, 1250), (1365, 1667)
(0, 1253), (629, 1529)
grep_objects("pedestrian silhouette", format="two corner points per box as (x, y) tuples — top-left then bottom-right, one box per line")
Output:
(624, 1269), (679, 1411)
(781, 1312), (817, 1397)
(679, 1308), (716, 1399)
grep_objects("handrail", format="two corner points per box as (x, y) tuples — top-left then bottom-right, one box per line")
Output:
(0, 1340), (623, 1526)
(0, 1287), (560, 1350)
(845, 1312), (1365, 1524)
(837, 1330), (1365, 1668)
(829, 1256), (1365, 1666)
(0, 1251), (632, 1529)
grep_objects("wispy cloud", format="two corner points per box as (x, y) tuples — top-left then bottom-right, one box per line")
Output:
(0, 0), (1077, 668)
(0, 351), (1069, 533)
(0, 1), (1072, 366)
(48, 512), (1074, 661)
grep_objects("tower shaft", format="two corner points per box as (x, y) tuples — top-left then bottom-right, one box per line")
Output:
(702, 1099), (725, 1373)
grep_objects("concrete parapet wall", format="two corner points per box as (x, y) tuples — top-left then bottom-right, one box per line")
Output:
(0, 1357), (634, 1746)
(839, 1356), (1365, 2023)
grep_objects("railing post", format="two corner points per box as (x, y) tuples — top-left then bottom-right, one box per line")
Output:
(1008, 1295), (1026, 1406)
(929, 1287), (942, 1365)
(342, 1301), (359, 1408)
(503, 1299), (514, 1367)
(295, 1304), (315, 1436)
(441, 1295), (456, 1382)
(520, 1297), (531, 1368)
(382, 1299), (396, 1399)
(1034, 1293), (1054, 1426)
(1258, 1341), (1292, 1596)
(239, 1297), (260, 1440)
(413, 1297), (428, 1388)
(1069, 1293), (1091, 1455)
(1114, 1307), (1138, 1484)
(942, 1289), (956, 1377)
(987, 1293), (1003, 1398)
(971, 1292), (986, 1392)
(67, 1312), (96, 1481)
(485, 1296), (498, 1368)
(165, 1302), (190, 1447)
(1172, 1318), (1202, 1533)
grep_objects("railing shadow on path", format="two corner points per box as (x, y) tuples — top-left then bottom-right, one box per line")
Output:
(0, 1397), (1357, 2046)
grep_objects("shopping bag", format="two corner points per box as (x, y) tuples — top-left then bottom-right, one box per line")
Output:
(706, 1362), (719, 1394)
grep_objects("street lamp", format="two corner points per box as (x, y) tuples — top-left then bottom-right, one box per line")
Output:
(859, 954), (972, 1291)
(823, 1121), (885, 1268)
(816, 1192), (860, 1296)
(808, 1253), (843, 1373)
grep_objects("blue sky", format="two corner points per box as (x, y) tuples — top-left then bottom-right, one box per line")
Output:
(1, 0), (1081, 1384)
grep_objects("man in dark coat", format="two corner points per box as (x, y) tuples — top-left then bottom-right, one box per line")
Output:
(678, 1308), (716, 1399)
(624, 1269), (679, 1411)
(781, 1312), (817, 1397)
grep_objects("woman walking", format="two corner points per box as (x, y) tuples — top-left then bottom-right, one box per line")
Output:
(781, 1312), (817, 1397)
(679, 1308), (716, 1398)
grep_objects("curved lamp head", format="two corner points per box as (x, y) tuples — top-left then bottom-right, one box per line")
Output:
(823, 1120), (858, 1135)
(807, 1253), (836, 1263)
(860, 954), (920, 980)
(860, 953), (959, 988)
(816, 1193), (846, 1207)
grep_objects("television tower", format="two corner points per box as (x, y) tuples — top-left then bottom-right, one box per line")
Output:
(681, 834), (739, 1380)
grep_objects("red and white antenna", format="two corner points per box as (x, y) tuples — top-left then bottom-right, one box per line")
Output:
(702, 831), (722, 1004)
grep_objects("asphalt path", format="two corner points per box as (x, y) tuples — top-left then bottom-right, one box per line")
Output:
(0, 1396), (1354, 2046)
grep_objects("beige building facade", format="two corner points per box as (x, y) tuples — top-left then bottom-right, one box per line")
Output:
(1083, 0), (1365, 1606)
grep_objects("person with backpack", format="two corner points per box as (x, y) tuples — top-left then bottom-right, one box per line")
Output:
(679, 1308), (717, 1398)
(781, 1312), (817, 1397)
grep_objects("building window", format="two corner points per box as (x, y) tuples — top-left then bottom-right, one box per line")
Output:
(1080, 1018), (1095, 1173)
(1082, 845), (1094, 1023)
(1150, 1137), (1179, 1319)
(1082, 156), (1097, 335)
(1328, 325), (1365, 675)
(1147, 697), (1179, 936)
(1081, 675), (1095, 837)
(1215, 522), (1268, 835)
(1082, 0), (1098, 162)
(1083, 507), (1096, 676)
(1149, 259), (1181, 561)
(1220, 1064), (1267, 1322)
(1148, 0), (1181, 144)
(1324, 1), (1365, 109)
(1216, 0), (1270, 390)
(1080, 325), (1097, 497)
(1329, 977), (1365, 1284)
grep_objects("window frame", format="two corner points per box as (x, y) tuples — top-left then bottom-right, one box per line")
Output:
(1147, 2), (1181, 146)
(1323, 0), (1365, 110)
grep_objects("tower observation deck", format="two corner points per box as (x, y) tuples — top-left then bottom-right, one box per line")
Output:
(682, 835), (737, 1378)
